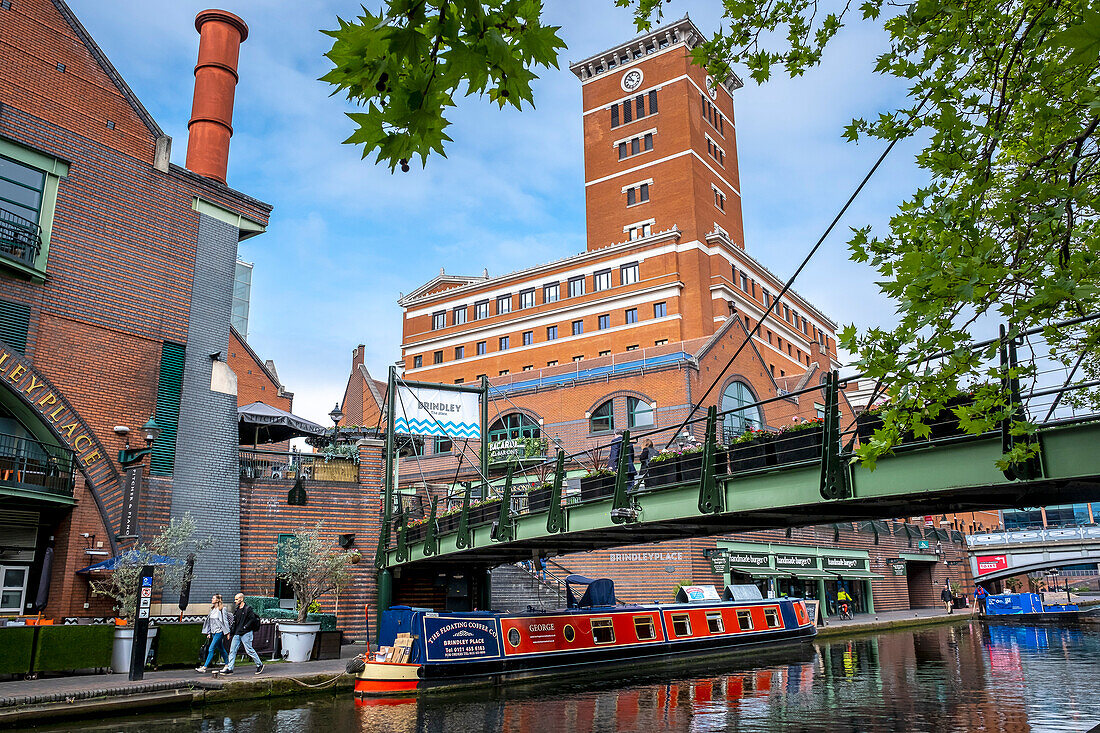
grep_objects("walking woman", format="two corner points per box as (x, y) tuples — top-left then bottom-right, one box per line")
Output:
(196, 594), (232, 672)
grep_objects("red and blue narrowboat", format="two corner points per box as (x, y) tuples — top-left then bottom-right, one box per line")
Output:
(353, 576), (817, 697)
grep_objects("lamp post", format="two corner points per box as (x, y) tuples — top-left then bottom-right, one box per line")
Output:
(328, 402), (344, 445)
(117, 417), (160, 467)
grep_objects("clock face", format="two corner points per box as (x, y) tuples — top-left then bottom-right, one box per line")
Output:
(706, 76), (718, 99)
(621, 68), (644, 92)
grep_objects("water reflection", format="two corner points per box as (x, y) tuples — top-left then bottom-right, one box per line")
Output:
(22, 623), (1100, 733)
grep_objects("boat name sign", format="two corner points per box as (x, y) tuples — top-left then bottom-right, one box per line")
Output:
(423, 616), (502, 661)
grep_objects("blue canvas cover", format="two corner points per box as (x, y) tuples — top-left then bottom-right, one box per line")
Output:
(565, 575), (617, 608)
(986, 593), (1044, 615)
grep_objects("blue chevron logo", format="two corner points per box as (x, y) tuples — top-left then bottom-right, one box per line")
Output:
(395, 418), (481, 439)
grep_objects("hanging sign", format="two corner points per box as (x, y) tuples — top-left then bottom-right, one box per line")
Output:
(394, 385), (481, 439)
(889, 560), (907, 576)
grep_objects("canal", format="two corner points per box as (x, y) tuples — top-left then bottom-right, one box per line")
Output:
(19, 621), (1100, 732)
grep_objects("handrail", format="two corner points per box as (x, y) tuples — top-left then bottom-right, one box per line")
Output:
(0, 207), (42, 267)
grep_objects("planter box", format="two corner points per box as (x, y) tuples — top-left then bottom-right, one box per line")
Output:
(645, 460), (679, 489)
(405, 524), (427, 544)
(438, 513), (460, 534)
(930, 395), (973, 440)
(773, 426), (823, 465)
(35, 624), (113, 672)
(726, 439), (772, 473)
(528, 486), (554, 513)
(678, 452), (705, 483)
(579, 473), (616, 501)
(0, 626), (36, 675)
(153, 622), (204, 668)
(469, 501), (501, 526)
(311, 629), (343, 660)
(855, 412), (882, 444)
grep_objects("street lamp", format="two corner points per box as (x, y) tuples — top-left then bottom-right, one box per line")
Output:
(117, 416), (160, 466)
(328, 402), (344, 444)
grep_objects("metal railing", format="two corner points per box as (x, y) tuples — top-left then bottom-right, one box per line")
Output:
(0, 432), (75, 498)
(238, 449), (358, 483)
(0, 208), (41, 268)
(967, 527), (1100, 547)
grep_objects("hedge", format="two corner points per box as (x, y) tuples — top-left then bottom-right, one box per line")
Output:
(155, 623), (204, 668)
(243, 596), (280, 614)
(0, 626), (36, 675)
(259, 609), (337, 631)
(32, 624), (113, 672)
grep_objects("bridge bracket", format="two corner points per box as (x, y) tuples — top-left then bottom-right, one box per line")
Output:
(546, 450), (567, 533)
(697, 406), (723, 514)
(999, 325), (1044, 481)
(374, 510), (391, 570)
(819, 370), (851, 501)
(395, 513), (409, 563)
(422, 496), (440, 557)
(611, 430), (636, 524)
(491, 465), (515, 542)
(455, 483), (472, 549)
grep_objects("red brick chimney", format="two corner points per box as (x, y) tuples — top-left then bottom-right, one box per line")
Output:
(186, 9), (249, 184)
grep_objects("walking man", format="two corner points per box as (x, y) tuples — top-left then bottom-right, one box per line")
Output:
(941, 583), (954, 614)
(607, 431), (637, 487)
(221, 593), (264, 675)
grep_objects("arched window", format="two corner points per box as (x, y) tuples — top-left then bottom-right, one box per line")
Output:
(590, 400), (614, 434)
(721, 380), (763, 438)
(488, 413), (541, 443)
(627, 397), (655, 428)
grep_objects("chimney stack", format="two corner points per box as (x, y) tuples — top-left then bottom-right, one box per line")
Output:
(186, 9), (249, 184)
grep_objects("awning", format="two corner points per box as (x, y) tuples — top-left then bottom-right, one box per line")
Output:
(900, 552), (939, 563)
(730, 566), (790, 578)
(238, 401), (327, 445)
(833, 569), (885, 579)
(789, 569), (838, 580)
(77, 553), (182, 574)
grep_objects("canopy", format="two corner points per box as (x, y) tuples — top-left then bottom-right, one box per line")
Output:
(833, 569), (885, 580)
(76, 553), (182, 574)
(565, 574), (617, 608)
(238, 401), (326, 445)
(731, 566), (790, 578)
(788, 569), (838, 580)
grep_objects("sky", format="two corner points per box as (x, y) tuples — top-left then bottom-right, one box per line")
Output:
(70, 0), (924, 426)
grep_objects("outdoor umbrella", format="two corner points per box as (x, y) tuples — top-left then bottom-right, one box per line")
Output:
(237, 401), (327, 446)
(76, 553), (182, 574)
(33, 545), (53, 611)
(178, 553), (196, 612)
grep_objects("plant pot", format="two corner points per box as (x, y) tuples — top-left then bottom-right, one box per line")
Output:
(678, 452), (705, 483)
(405, 524), (427, 544)
(645, 460), (679, 489)
(930, 395), (972, 440)
(528, 486), (554, 513)
(470, 501), (501, 526)
(112, 626), (158, 673)
(438, 513), (460, 534)
(774, 426), (823, 465)
(579, 473), (616, 501)
(727, 439), (772, 473)
(855, 412), (883, 444)
(277, 621), (321, 663)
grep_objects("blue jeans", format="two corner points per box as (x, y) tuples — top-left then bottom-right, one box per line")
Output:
(202, 631), (227, 667)
(225, 631), (262, 670)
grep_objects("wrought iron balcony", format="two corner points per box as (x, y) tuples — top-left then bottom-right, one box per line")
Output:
(239, 449), (359, 483)
(0, 207), (42, 269)
(0, 432), (76, 501)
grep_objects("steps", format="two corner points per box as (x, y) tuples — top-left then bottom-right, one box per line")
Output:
(490, 564), (565, 613)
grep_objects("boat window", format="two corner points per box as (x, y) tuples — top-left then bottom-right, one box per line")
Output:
(591, 618), (615, 644)
(507, 628), (521, 647)
(563, 624), (575, 642)
(706, 611), (724, 633)
(736, 610), (753, 631)
(634, 616), (656, 641)
(671, 613), (692, 637)
(764, 608), (781, 629)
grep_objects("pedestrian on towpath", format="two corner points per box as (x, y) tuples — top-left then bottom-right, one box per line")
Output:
(196, 593), (232, 672)
(221, 593), (264, 675)
(974, 585), (988, 616)
(941, 583), (954, 614)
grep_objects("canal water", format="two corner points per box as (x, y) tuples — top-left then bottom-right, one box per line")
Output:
(21, 621), (1100, 732)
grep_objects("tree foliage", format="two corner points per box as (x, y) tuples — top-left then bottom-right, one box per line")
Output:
(323, 0), (1100, 463)
(275, 523), (361, 622)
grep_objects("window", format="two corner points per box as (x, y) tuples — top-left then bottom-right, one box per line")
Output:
(599, 350), (611, 356)
(636, 95), (645, 118)
(523, 365), (533, 371)
(476, 341), (486, 355)
(736, 610), (753, 631)
(763, 291), (771, 307)
(648, 90), (658, 114)
(594, 269), (612, 291)
(618, 142), (628, 160)
(455, 378), (464, 384)
(413, 355), (422, 368)
(590, 399), (614, 433)
(653, 302), (667, 318)
(722, 380), (763, 437)
(522, 330), (533, 346)
(598, 314), (610, 330)
(497, 295), (512, 315)
(625, 308), (638, 324)
(547, 325), (558, 340)
(706, 611), (725, 633)
(634, 615), (656, 641)
(783, 304), (790, 321)
(617, 131), (654, 160)
(611, 104), (619, 128)
(573, 354), (584, 362)
(591, 618), (615, 644)
(626, 183), (649, 206)
(0, 566), (28, 613)
(713, 187), (725, 211)
(631, 137), (640, 155)
(498, 369), (509, 376)
(434, 436), (452, 454)
(433, 350), (443, 364)
(518, 289), (536, 309)
(547, 360), (558, 366)
(623, 100), (632, 124)
(654, 339), (668, 346)
(627, 222), (652, 240)
(455, 345), (465, 359)
(475, 300), (490, 319)
(499, 336), (510, 350)
(705, 135), (725, 166)
(0, 150), (63, 272)
(671, 613), (691, 637)
(571, 320), (584, 335)
(543, 283), (559, 303)
(488, 413), (542, 443)
(568, 276), (586, 298)
(627, 396), (655, 428)
(740, 273), (748, 291)
(430, 311), (446, 330)
(626, 344), (638, 351)
(453, 305), (467, 325)
(764, 608), (781, 629)
(620, 263), (639, 285)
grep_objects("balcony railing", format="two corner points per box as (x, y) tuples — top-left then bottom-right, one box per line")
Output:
(0, 432), (75, 499)
(0, 208), (42, 269)
(239, 449), (358, 483)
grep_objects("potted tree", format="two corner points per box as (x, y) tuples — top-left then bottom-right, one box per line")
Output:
(89, 513), (208, 673)
(274, 523), (360, 662)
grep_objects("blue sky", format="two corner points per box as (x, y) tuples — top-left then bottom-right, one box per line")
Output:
(71, 0), (922, 425)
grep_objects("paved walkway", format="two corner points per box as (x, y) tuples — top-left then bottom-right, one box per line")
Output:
(816, 606), (976, 638)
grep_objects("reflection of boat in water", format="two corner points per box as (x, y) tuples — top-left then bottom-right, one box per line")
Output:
(354, 577), (816, 697)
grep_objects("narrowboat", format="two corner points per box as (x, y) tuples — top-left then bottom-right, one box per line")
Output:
(353, 576), (816, 697)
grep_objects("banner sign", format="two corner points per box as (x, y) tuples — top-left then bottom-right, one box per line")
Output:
(118, 465), (143, 540)
(422, 615), (501, 662)
(823, 556), (868, 572)
(976, 554), (1009, 576)
(775, 554), (816, 569)
(394, 386), (480, 439)
(725, 551), (771, 568)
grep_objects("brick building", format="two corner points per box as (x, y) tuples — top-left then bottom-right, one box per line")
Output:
(0, 0), (273, 619)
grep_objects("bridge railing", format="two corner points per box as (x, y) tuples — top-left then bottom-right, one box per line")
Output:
(968, 527), (1100, 547)
(381, 313), (1100, 563)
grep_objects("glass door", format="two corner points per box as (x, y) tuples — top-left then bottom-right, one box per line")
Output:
(1, 566), (28, 613)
